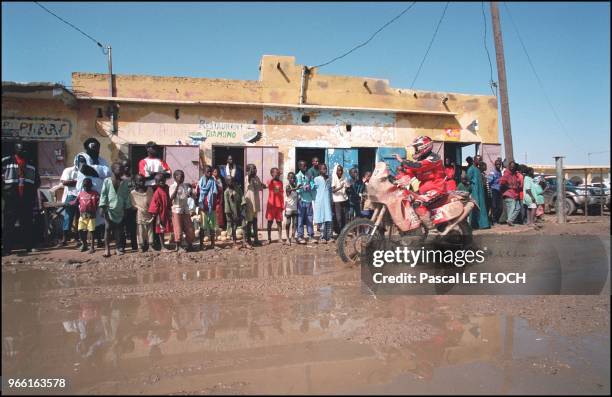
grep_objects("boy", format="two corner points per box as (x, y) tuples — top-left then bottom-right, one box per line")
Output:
(266, 167), (284, 244)
(312, 164), (333, 243)
(129, 174), (154, 252)
(72, 177), (99, 253)
(197, 166), (218, 250)
(169, 170), (196, 252)
(148, 173), (173, 252)
(100, 162), (132, 258)
(223, 176), (244, 248)
(284, 172), (299, 245)
(243, 163), (266, 248)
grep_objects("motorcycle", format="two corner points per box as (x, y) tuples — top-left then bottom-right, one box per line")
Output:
(337, 161), (477, 264)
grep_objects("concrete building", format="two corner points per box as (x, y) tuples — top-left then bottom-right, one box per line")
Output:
(3, 54), (501, 226)
(2, 82), (78, 187)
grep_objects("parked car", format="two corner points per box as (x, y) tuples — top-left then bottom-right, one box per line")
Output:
(543, 176), (608, 215)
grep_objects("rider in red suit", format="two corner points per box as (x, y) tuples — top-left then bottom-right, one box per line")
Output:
(394, 136), (447, 234)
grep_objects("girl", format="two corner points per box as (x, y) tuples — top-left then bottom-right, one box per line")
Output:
(284, 172), (299, 245)
(148, 173), (173, 252)
(197, 166), (218, 250)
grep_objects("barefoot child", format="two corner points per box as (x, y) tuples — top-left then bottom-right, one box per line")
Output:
(148, 173), (172, 251)
(243, 164), (266, 248)
(284, 172), (299, 245)
(223, 176), (244, 248)
(169, 170), (196, 252)
(100, 162), (132, 257)
(72, 177), (99, 253)
(197, 166), (218, 250)
(266, 167), (284, 244)
(129, 174), (154, 252)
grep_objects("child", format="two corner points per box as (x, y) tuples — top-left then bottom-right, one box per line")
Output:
(223, 176), (244, 248)
(169, 170), (196, 252)
(331, 164), (349, 237)
(361, 171), (374, 218)
(312, 163), (333, 244)
(346, 168), (362, 221)
(243, 163), (266, 248)
(457, 174), (471, 193)
(212, 168), (225, 232)
(148, 173), (173, 252)
(72, 178), (99, 253)
(266, 167), (284, 244)
(100, 162), (132, 258)
(129, 174), (154, 252)
(284, 172), (299, 245)
(197, 166), (218, 250)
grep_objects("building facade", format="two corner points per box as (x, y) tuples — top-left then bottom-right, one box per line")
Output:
(3, 55), (500, 226)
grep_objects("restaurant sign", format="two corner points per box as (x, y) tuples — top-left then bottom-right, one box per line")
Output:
(2, 117), (72, 141)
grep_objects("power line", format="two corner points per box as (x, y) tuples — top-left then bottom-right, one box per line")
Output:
(502, 2), (578, 147)
(312, 2), (417, 69)
(33, 1), (107, 54)
(409, 2), (450, 89)
(481, 1), (497, 96)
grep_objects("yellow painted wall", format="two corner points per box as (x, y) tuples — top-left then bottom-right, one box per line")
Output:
(66, 54), (501, 176)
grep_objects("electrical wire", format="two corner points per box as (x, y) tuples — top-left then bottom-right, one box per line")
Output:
(312, 2), (417, 69)
(481, 2), (497, 96)
(34, 1), (108, 54)
(409, 2), (450, 89)
(502, 2), (578, 147)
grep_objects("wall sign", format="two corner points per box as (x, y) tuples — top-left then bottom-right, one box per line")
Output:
(189, 119), (260, 143)
(1, 117), (72, 140)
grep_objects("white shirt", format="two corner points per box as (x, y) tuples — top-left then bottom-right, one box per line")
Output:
(60, 167), (79, 202)
(332, 179), (349, 202)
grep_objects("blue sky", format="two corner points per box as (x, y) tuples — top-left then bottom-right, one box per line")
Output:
(2, 2), (609, 165)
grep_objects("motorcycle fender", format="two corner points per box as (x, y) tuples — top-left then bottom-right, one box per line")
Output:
(432, 201), (464, 224)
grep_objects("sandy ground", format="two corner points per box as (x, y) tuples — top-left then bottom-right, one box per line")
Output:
(1, 215), (610, 395)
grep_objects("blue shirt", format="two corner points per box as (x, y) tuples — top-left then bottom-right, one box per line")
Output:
(487, 168), (502, 192)
(296, 170), (315, 203)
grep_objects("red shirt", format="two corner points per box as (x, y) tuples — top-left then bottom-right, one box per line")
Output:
(267, 179), (284, 208)
(500, 169), (522, 199)
(398, 153), (447, 194)
(14, 154), (26, 197)
(76, 190), (100, 216)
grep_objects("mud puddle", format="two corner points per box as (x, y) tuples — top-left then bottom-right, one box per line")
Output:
(2, 250), (610, 395)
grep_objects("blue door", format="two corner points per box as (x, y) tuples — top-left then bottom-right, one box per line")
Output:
(376, 147), (406, 176)
(326, 148), (359, 181)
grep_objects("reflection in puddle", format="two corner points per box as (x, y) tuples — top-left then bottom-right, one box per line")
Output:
(2, 255), (610, 395)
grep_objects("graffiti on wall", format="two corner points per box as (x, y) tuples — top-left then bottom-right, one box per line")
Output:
(1, 117), (72, 140)
(263, 108), (396, 146)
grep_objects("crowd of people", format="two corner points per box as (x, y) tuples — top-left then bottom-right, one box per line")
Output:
(2, 136), (547, 256)
(448, 155), (546, 229)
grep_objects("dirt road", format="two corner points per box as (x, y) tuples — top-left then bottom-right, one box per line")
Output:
(2, 216), (610, 395)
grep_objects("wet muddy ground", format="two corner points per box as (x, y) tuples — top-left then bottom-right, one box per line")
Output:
(2, 216), (610, 395)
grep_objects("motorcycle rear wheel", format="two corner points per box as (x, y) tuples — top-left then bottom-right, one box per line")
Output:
(337, 218), (382, 264)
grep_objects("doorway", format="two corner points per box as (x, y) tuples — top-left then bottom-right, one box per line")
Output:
(357, 148), (377, 177)
(212, 145), (245, 174)
(295, 147), (325, 171)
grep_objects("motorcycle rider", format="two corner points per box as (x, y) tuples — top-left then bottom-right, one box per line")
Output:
(393, 135), (447, 235)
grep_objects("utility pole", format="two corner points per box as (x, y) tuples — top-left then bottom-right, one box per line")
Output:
(490, 2), (514, 162)
(106, 45), (117, 133)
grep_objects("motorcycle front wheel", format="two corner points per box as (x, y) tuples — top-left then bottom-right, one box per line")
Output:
(337, 218), (382, 264)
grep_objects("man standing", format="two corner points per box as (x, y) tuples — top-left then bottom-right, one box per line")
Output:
(467, 156), (490, 229)
(2, 143), (41, 254)
(295, 160), (315, 244)
(59, 163), (80, 246)
(74, 137), (111, 247)
(487, 157), (503, 225)
(500, 160), (522, 226)
(218, 155), (243, 190)
(139, 141), (171, 188)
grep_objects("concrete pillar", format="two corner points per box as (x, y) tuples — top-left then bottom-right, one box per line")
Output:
(554, 156), (566, 224)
